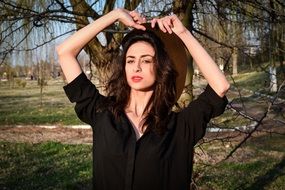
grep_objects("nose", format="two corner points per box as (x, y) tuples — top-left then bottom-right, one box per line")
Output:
(133, 61), (142, 72)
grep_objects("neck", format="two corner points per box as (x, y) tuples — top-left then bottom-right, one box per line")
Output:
(125, 89), (153, 117)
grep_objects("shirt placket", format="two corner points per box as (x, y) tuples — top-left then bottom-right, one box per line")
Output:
(124, 135), (136, 190)
(122, 114), (138, 190)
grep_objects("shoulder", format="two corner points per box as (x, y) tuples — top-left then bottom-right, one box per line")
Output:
(180, 84), (228, 118)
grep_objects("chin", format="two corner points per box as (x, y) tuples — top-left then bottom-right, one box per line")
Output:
(130, 85), (155, 92)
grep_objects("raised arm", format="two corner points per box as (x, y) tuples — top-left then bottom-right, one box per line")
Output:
(151, 15), (230, 97)
(56, 8), (146, 83)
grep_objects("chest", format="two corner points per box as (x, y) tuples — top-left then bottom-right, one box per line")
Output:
(92, 111), (194, 190)
(125, 112), (144, 139)
(93, 111), (184, 158)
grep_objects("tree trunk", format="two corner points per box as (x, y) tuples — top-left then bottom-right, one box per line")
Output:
(277, 25), (285, 79)
(269, 0), (278, 92)
(269, 65), (277, 92)
(173, 0), (195, 104)
(232, 47), (238, 76)
(68, 0), (144, 84)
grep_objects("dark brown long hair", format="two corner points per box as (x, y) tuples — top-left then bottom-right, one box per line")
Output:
(106, 29), (177, 135)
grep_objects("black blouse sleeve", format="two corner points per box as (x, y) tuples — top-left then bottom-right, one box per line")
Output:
(179, 85), (228, 145)
(63, 72), (106, 126)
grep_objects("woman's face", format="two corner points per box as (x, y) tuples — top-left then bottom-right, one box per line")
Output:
(125, 41), (156, 92)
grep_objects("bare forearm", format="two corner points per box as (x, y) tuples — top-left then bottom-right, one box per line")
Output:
(178, 30), (230, 97)
(56, 9), (120, 83)
(56, 8), (146, 83)
(56, 10), (119, 57)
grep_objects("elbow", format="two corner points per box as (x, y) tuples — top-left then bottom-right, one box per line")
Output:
(55, 44), (65, 57)
(56, 44), (76, 58)
(218, 82), (230, 97)
(55, 45), (66, 67)
(56, 45), (78, 66)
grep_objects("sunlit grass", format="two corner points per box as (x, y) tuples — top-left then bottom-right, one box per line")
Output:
(211, 108), (252, 129)
(231, 71), (269, 92)
(0, 79), (83, 126)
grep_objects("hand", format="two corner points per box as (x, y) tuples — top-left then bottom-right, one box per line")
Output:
(150, 14), (186, 36)
(116, 8), (146, 30)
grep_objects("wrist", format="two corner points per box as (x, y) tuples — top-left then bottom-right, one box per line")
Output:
(177, 29), (192, 40)
(104, 8), (120, 23)
(112, 8), (125, 21)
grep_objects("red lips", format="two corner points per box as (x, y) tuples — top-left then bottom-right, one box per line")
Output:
(131, 76), (143, 82)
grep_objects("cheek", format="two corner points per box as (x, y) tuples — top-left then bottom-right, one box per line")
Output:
(149, 66), (156, 80)
(125, 66), (132, 84)
(125, 65), (131, 76)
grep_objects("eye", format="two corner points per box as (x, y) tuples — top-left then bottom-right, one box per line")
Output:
(126, 59), (134, 64)
(141, 59), (153, 64)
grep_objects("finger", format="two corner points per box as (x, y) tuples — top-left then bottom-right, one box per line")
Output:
(132, 15), (139, 21)
(167, 16), (174, 28)
(129, 10), (139, 17)
(151, 18), (157, 28)
(129, 10), (142, 21)
(157, 19), (167, 33)
(138, 17), (146, 24)
(136, 15), (146, 24)
(132, 23), (146, 30)
(142, 16), (147, 23)
(132, 15), (145, 24)
(170, 15), (180, 28)
(170, 14), (178, 20)
(162, 18), (172, 34)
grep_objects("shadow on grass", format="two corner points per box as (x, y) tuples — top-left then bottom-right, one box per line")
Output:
(245, 156), (285, 190)
(0, 142), (92, 190)
(67, 179), (93, 190)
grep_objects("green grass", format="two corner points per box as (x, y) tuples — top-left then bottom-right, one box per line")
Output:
(0, 141), (92, 190)
(1, 133), (284, 189)
(195, 133), (285, 190)
(231, 71), (269, 92)
(230, 69), (285, 99)
(0, 79), (83, 126)
(211, 109), (252, 129)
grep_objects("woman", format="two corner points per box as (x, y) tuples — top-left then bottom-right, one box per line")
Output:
(56, 8), (230, 190)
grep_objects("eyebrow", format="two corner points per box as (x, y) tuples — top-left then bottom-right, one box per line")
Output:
(126, 54), (154, 59)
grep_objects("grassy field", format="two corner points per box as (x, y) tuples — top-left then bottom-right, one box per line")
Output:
(1, 132), (284, 189)
(231, 69), (285, 98)
(0, 79), (82, 126)
(0, 142), (92, 190)
(195, 132), (285, 189)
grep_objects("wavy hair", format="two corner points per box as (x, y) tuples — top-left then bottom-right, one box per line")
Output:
(106, 29), (177, 135)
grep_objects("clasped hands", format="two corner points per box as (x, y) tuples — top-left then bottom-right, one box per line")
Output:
(116, 8), (186, 36)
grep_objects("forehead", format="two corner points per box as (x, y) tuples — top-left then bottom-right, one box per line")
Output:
(126, 41), (155, 57)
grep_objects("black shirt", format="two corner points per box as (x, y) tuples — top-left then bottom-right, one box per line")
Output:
(64, 72), (228, 190)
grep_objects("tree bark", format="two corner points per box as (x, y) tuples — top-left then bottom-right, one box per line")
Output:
(269, 0), (278, 92)
(232, 47), (238, 76)
(69, 0), (119, 69)
(173, 0), (195, 104)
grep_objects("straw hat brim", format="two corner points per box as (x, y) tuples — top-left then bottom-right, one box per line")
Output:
(142, 23), (188, 100)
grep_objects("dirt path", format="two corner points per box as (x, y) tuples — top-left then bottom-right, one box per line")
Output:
(1, 122), (284, 145)
(0, 125), (93, 144)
